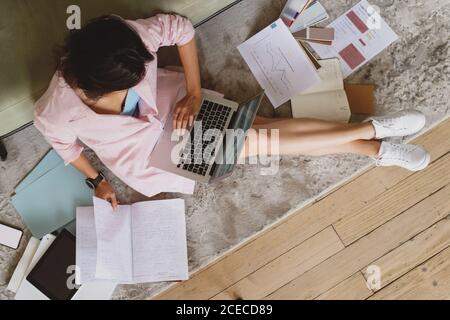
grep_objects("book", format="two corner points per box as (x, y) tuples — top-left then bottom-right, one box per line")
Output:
(344, 83), (375, 114)
(291, 59), (351, 122)
(76, 197), (189, 285)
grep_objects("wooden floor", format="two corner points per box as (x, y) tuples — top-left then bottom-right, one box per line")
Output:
(155, 118), (450, 300)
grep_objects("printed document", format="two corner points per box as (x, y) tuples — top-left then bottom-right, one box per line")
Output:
(238, 19), (321, 108)
(310, 0), (398, 78)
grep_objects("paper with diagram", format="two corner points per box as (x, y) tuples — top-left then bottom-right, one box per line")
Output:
(76, 197), (188, 285)
(238, 19), (321, 108)
(310, 0), (398, 78)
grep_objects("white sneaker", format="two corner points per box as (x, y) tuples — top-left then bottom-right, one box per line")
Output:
(374, 141), (431, 171)
(365, 110), (426, 139)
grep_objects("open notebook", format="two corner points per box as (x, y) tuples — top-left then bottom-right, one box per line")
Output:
(291, 58), (351, 122)
(76, 197), (189, 285)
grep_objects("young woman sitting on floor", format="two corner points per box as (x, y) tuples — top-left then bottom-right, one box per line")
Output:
(35, 14), (430, 208)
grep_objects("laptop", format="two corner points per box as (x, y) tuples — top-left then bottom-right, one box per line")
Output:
(149, 92), (264, 183)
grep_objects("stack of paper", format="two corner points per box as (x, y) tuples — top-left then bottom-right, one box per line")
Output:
(280, 1), (331, 72)
(280, 0), (314, 27)
(8, 233), (116, 300)
(76, 197), (189, 285)
(11, 150), (93, 239)
(289, 0), (329, 32)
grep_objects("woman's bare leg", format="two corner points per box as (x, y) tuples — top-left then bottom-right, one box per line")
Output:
(242, 117), (377, 158)
(303, 140), (381, 157)
(245, 123), (375, 155)
(253, 116), (351, 133)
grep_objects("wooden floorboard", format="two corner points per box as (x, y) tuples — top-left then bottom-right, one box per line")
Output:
(369, 247), (450, 300)
(334, 153), (450, 245)
(265, 183), (450, 299)
(315, 273), (373, 300)
(211, 227), (344, 300)
(154, 119), (450, 300)
(361, 218), (450, 291)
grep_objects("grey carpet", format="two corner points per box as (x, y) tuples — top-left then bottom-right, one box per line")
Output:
(1, 0), (449, 300)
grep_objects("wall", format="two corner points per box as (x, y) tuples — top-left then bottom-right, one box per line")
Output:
(0, 0), (237, 136)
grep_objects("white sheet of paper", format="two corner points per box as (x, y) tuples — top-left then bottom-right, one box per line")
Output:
(300, 58), (343, 94)
(131, 199), (188, 283)
(77, 197), (188, 284)
(7, 237), (40, 293)
(15, 234), (56, 300)
(75, 207), (118, 299)
(310, 0), (398, 78)
(71, 281), (117, 300)
(238, 19), (321, 108)
(93, 197), (133, 283)
(75, 207), (98, 284)
(292, 59), (351, 122)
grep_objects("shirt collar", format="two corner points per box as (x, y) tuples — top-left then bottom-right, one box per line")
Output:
(133, 70), (158, 118)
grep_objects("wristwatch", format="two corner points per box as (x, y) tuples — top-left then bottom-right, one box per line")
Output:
(85, 171), (105, 190)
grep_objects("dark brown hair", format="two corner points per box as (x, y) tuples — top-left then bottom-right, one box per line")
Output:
(57, 15), (154, 100)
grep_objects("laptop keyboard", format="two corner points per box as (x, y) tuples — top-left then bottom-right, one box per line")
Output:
(176, 100), (232, 176)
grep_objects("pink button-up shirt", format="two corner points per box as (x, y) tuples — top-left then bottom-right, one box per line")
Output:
(34, 14), (197, 197)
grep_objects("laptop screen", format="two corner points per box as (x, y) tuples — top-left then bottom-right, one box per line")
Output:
(210, 93), (263, 178)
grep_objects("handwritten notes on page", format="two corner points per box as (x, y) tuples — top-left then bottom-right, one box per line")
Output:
(76, 197), (188, 284)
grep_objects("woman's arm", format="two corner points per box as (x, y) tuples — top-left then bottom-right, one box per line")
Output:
(71, 152), (118, 209)
(71, 152), (99, 179)
(173, 38), (203, 131)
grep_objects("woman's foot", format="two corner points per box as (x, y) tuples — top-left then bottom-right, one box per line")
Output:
(374, 141), (430, 171)
(365, 110), (426, 139)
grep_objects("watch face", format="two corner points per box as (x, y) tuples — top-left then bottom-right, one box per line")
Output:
(85, 180), (95, 189)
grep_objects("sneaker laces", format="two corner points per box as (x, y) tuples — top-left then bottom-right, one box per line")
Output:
(376, 143), (416, 166)
(374, 117), (399, 129)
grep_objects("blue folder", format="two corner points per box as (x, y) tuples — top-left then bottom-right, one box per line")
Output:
(12, 150), (93, 239)
(15, 150), (62, 193)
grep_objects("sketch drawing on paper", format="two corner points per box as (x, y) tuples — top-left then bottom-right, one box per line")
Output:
(251, 39), (295, 96)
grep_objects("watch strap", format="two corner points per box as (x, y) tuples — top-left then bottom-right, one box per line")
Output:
(86, 172), (105, 190)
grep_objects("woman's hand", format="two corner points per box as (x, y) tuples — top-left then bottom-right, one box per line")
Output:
(173, 93), (202, 132)
(95, 180), (119, 210)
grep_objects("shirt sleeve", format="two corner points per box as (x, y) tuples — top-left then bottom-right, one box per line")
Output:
(133, 14), (195, 52)
(34, 112), (84, 165)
